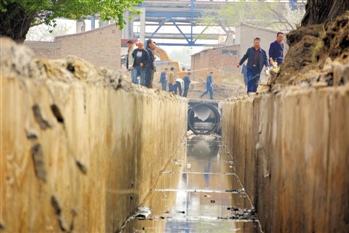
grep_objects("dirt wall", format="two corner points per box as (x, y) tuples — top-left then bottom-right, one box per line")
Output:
(0, 38), (187, 232)
(222, 86), (349, 232)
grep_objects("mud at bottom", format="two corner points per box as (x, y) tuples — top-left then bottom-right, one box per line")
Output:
(118, 136), (262, 233)
(123, 217), (260, 233)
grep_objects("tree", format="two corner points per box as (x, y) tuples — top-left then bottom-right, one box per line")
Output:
(200, 1), (306, 32)
(0, 0), (143, 43)
(301, 0), (349, 26)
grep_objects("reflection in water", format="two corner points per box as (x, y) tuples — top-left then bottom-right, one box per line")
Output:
(123, 135), (262, 233)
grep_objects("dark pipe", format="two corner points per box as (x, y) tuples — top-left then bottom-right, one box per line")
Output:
(188, 103), (220, 135)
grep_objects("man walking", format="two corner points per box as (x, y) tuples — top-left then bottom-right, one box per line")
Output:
(183, 72), (191, 97)
(200, 71), (214, 100)
(160, 68), (168, 91)
(145, 39), (157, 88)
(242, 62), (248, 87)
(237, 38), (269, 93)
(132, 41), (149, 86)
(269, 32), (284, 66)
(126, 40), (137, 84)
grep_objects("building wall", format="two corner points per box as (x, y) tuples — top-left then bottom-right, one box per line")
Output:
(23, 41), (61, 59)
(236, 22), (289, 58)
(1, 38), (187, 233)
(25, 24), (121, 70)
(191, 45), (240, 82)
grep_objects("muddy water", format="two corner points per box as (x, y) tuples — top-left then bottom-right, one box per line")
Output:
(121, 136), (262, 233)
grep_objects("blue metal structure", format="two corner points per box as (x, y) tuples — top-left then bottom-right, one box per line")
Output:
(127, 0), (306, 47)
(137, 0), (211, 46)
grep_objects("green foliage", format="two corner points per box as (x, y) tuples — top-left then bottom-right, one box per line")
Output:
(200, 1), (305, 32)
(0, 0), (143, 29)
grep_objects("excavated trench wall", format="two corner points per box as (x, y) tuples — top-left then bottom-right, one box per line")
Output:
(0, 39), (187, 232)
(222, 86), (349, 232)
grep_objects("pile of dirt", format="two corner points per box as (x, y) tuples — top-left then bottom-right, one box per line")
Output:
(271, 13), (349, 86)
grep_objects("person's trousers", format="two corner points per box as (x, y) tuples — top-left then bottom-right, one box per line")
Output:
(130, 69), (138, 84)
(183, 87), (189, 97)
(168, 84), (176, 92)
(161, 81), (167, 91)
(145, 68), (154, 88)
(133, 66), (146, 85)
(175, 81), (182, 96)
(200, 86), (213, 99)
(247, 66), (261, 93)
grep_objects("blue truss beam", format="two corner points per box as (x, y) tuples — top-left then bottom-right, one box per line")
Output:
(147, 0), (206, 46)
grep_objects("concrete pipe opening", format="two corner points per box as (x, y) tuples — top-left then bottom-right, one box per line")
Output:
(188, 103), (220, 135)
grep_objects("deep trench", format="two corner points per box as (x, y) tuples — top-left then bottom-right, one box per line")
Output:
(119, 102), (263, 233)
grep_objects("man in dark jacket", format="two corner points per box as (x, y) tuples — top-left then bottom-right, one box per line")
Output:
(200, 71), (214, 100)
(269, 32), (284, 66)
(132, 41), (149, 86)
(183, 72), (191, 97)
(237, 37), (269, 93)
(145, 39), (156, 88)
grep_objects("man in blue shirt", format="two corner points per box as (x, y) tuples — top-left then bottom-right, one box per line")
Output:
(237, 37), (269, 93)
(159, 68), (168, 91)
(183, 72), (191, 97)
(269, 32), (284, 66)
(200, 71), (214, 100)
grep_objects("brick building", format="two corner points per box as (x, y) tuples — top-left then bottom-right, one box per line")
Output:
(191, 45), (240, 82)
(191, 23), (289, 81)
(25, 24), (121, 70)
(236, 22), (289, 59)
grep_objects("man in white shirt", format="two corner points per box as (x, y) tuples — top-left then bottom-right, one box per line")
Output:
(175, 78), (184, 96)
(126, 40), (137, 84)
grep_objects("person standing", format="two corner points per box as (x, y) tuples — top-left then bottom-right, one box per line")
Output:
(183, 72), (191, 97)
(175, 78), (184, 96)
(160, 68), (168, 91)
(200, 71), (214, 100)
(145, 39), (157, 88)
(269, 32), (284, 66)
(132, 41), (149, 86)
(241, 62), (248, 87)
(237, 37), (269, 93)
(126, 40), (137, 84)
(168, 67), (176, 93)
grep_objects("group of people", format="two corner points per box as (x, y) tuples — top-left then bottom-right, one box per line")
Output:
(160, 68), (192, 97)
(126, 39), (192, 97)
(126, 39), (156, 88)
(238, 32), (284, 93)
(125, 31), (284, 97)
